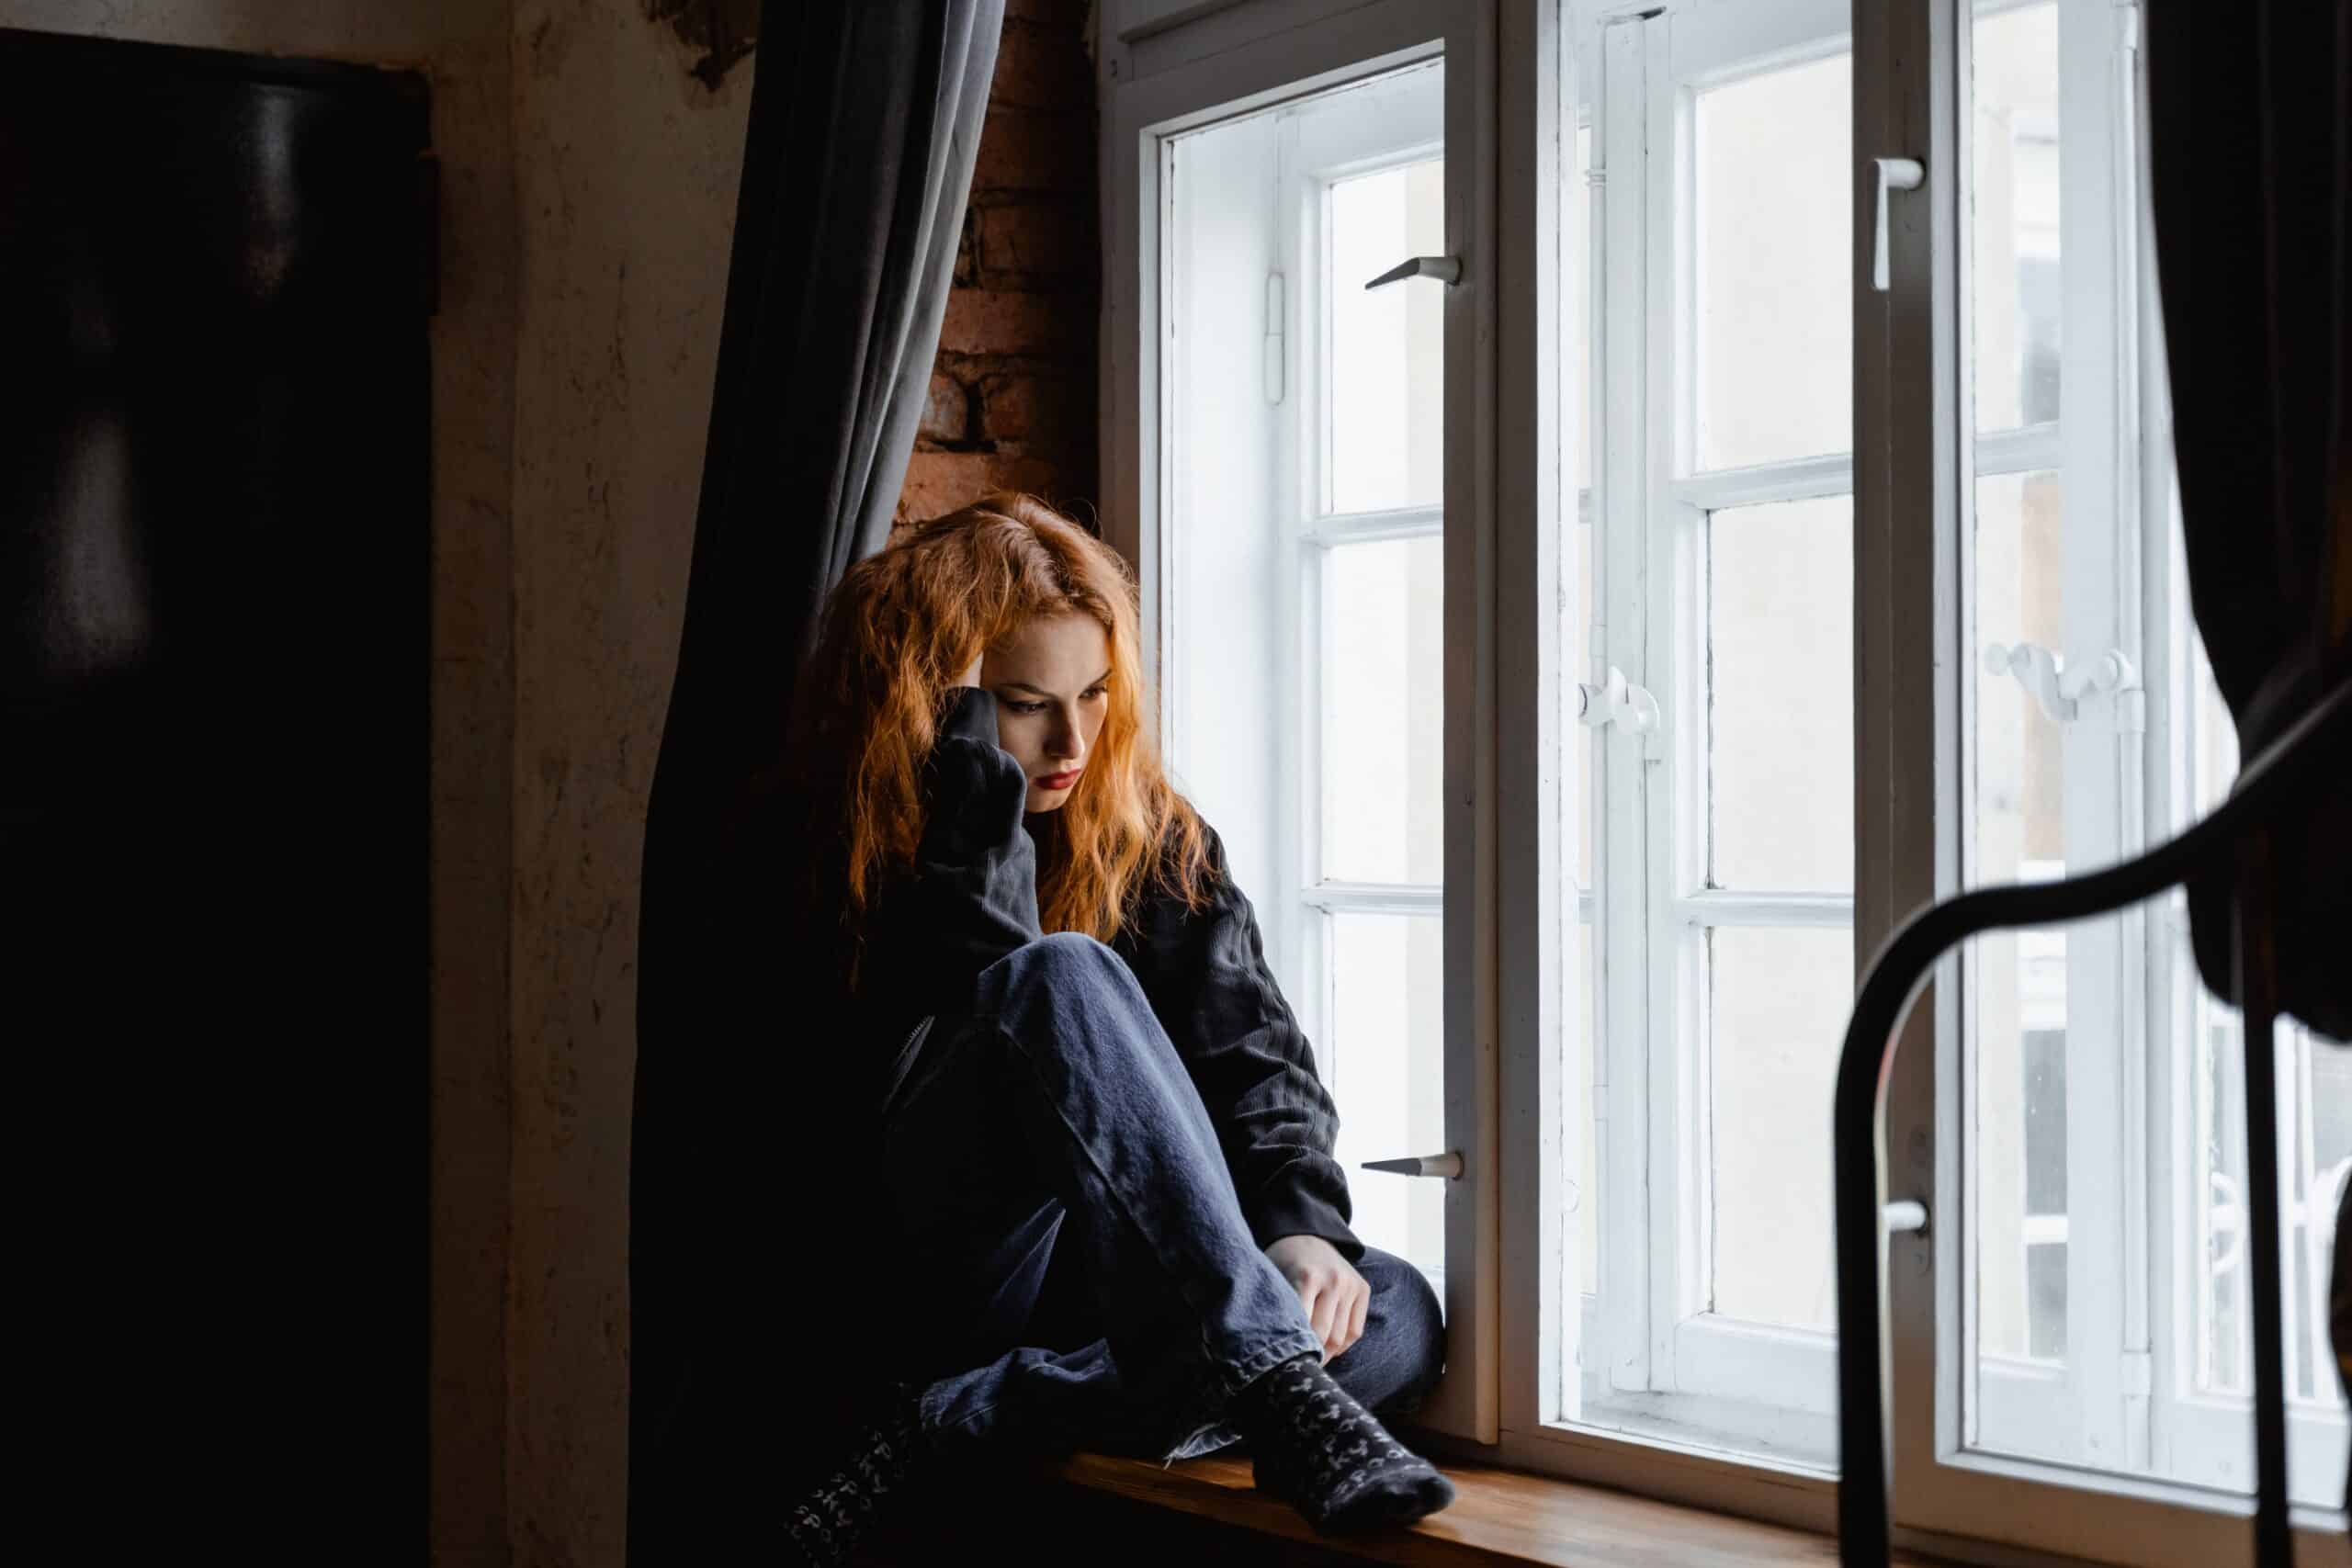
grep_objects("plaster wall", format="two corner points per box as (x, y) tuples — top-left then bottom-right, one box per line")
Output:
(503, 5), (749, 1562)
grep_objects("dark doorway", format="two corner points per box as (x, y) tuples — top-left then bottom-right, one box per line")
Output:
(1, 27), (428, 1551)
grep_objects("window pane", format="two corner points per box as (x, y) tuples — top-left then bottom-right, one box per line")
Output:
(1329, 910), (1444, 1280)
(1708, 496), (1854, 893)
(2185, 975), (2351, 1502)
(1323, 535), (1443, 884)
(1968, 467), (2073, 1401)
(1329, 159), (1443, 513)
(1710, 925), (1852, 1331)
(1693, 51), (1852, 470)
(1972, 470), (2066, 884)
(1972, 2), (2062, 433)
(1978, 1009), (2071, 1365)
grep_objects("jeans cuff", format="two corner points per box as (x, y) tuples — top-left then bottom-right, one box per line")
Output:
(1216, 1325), (1326, 1398)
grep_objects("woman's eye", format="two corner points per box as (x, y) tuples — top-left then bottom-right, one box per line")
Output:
(1007, 699), (1046, 716)
(1082, 686), (1107, 701)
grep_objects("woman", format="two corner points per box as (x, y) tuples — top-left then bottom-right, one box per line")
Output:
(775, 493), (1453, 1562)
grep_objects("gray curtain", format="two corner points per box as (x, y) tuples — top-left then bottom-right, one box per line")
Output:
(2144, 0), (2350, 1044)
(2144, 0), (2351, 1518)
(628, 4), (1002, 1560)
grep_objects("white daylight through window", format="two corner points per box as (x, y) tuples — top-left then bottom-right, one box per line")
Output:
(1160, 59), (1450, 1300)
(1113, 0), (2349, 1548)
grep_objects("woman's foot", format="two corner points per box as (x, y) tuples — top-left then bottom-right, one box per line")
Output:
(784, 1382), (933, 1566)
(1230, 1351), (1456, 1533)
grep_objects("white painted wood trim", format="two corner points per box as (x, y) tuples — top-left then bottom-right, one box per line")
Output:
(1102, 0), (1498, 1450)
(1433, 0), (1504, 1448)
(1497, 0), (1567, 1446)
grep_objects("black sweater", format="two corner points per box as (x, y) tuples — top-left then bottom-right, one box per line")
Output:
(629, 690), (1361, 1542)
(854, 685), (1364, 1264)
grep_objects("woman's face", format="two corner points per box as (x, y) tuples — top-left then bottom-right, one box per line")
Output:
(979, 611), (1111, 814)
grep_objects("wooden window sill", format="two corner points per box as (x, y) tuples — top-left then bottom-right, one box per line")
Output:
(855, 1449), (1948, 1565)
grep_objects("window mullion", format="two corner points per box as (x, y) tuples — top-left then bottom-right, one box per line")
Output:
(2052, 0), (2135, 1473)
(1637, 5), (1692, 1387)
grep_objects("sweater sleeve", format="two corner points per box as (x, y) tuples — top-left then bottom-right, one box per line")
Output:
(890, 686), (1044, 991)
(1117, 822), (1364, 1265)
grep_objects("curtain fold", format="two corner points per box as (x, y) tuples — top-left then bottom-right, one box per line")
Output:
(2145, 0), (2351, 1511)
(2143, 1), (2352, 1044)
(628, 5), (1002, 1559)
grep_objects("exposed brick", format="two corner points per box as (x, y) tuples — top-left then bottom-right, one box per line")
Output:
(896, 451), (1067, 524)
(972, 107), (1092, 196)
(918, 372), (972, 446)
(940, 288), (1082, 358)
(989, 17), (1094, 109)
(978, 373), (1084, 444)
(1003, 0), (1092, 27)
(978, 202), (1094, 285)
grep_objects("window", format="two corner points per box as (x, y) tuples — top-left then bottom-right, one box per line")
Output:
(1109, 0), (1496, 1444)
(1873, 0), (2351, 1556)
(1106, 0), (2349, 1552)
(1163, 53), (1448, 1286)
(1555, 0), (1858, 1465)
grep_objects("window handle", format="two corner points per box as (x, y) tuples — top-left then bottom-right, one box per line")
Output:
(1982, 641), (2140, 724)
(1363, 1151), (1463, 1179)
(1575, 665), (1660, 733)
(1871, 155), (1924, 291)
(1364, 254), (1462, 289)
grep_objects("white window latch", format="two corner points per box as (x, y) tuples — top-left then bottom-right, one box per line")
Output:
(1365, 254), (1462, 289)
(1871, 156), (1924, 291)
(1983, 641), (2140, 724)
(1363, 1151), (1464, 1179)
(1576, 665), (1661, 733)
(1884, 1199), (1928, 1235)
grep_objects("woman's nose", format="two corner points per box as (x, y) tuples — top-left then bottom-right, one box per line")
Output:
(1046, 706), (1083, 759)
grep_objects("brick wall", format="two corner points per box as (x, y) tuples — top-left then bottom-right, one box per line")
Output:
(896, 0), (1100, 529)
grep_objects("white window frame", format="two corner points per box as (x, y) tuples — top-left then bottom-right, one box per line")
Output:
(1616, 0), (1854, 1456)
(1275, 69), (1450, 1297)
(1869, 0), (2352, 1559)
(1107, 0), (2351, 1556)
(1100, 0), (1501, 1446)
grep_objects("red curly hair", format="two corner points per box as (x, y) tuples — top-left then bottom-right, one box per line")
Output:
(785, 492), (1213, 990)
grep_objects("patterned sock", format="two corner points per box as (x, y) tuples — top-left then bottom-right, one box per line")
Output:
(1231, 1351), (1456, 1534)
(784, 1382), (932, 1567)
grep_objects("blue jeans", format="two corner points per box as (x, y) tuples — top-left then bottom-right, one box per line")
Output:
(872, 931), (1447, 1463)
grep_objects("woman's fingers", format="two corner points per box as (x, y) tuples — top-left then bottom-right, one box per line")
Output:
(1344, 1279), (1370, 1356)
(1302, 1277), (1338, 1359)
(1292, 1276), (1320, 1350)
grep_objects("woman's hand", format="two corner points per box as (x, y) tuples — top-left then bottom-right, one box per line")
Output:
(1264, 1235), (1369, 1363)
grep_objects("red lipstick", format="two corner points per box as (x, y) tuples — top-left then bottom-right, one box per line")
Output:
(1036, 767), (1081, 791)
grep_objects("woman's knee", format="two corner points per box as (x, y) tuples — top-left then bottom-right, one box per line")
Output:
(1347, 1247), (1447, 1413)
(977, 930), (1145, 1021)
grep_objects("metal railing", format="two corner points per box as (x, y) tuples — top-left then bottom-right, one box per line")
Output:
(1834, 674), (2352, 1563)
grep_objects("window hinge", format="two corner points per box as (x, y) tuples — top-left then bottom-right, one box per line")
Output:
(2117, 687), (2147, 734)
